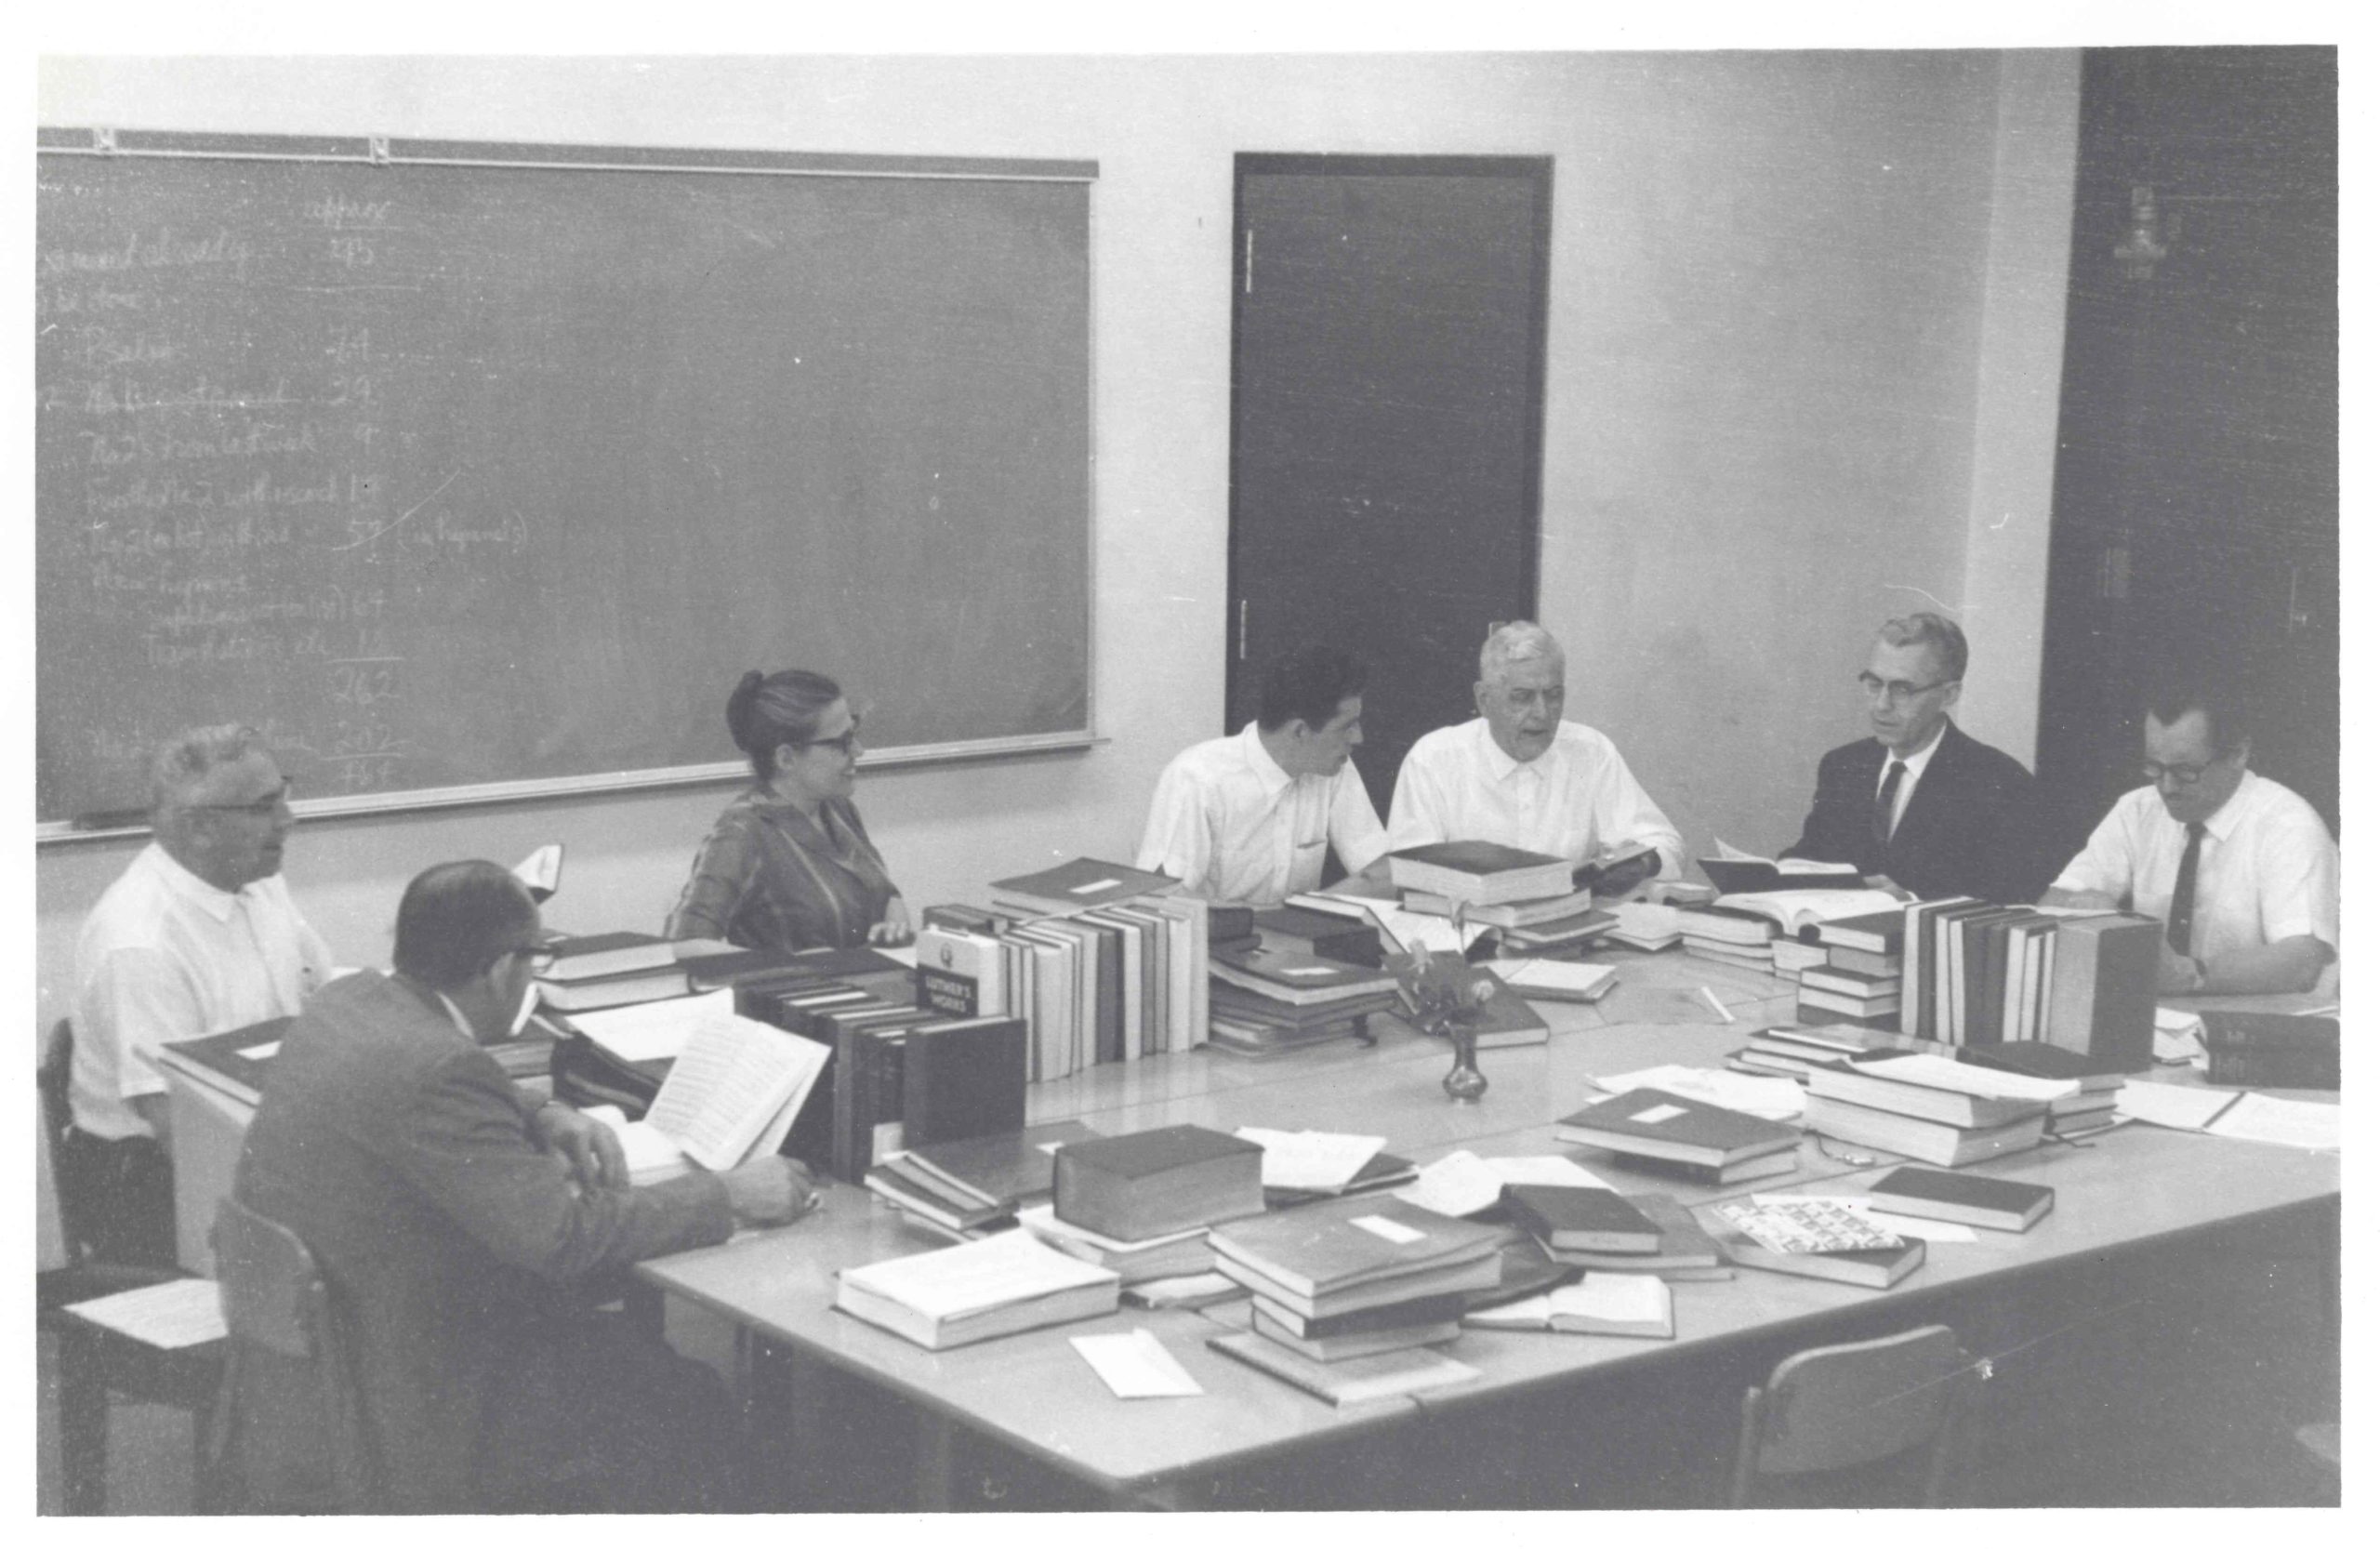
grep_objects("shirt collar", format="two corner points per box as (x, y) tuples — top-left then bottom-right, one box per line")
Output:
(1237, 721), (1294, 798)
(1474, 718), (1535, 782)
(1886, 718), (1950, 781)
(431, 991), (483, 1045)
(144, 841), (245, 924)
(2198, 770), (2261, 842)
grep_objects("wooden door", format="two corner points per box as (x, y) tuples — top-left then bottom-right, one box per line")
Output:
(1225, 155), (1552, 811)
(2036, 46), (2337, 853)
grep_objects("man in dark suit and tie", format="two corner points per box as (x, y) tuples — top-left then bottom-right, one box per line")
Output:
(1781, 613), (2050, 904)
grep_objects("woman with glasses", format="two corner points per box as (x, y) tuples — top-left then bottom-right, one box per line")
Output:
(666, 669), (912, 952)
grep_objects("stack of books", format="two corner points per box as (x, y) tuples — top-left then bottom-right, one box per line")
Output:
(1897, 899), (2158, 1072)
(1555, 1087), (1805, 1185)
(916, 857), (1214, 1083)
(1954, 1041), (2125, 1135)
(1769, 937), (1830, 980)
(1672, 907), (1778, 971)
(1726, 1022), (1927, 1081)
(833, 1228), (1121, 1350)
(1387, 841), (1576, 909)
(1250, 905), (1387, 968)
(535, 931), (692, 1012)
(1704, 1198), (1925, 1288)
(1052, 1125), (1266, 1241)
(1504, 1187), (1732, 1281)
(862, 1119), (1099, 1237)
(1017, 1204), (1216, 1281)
(2199, 1010), (2340, 1091)
(1803, 1052), (2063, 1167)
(1210, 1196), (1504, 1362)
(1792, 908), (1908, 1026)
(1405, 887), (1618, 956)
(1606, 901), (1685, 952)
(1685, 889), (1907, 977)
(1207, 940), (1401, 1056)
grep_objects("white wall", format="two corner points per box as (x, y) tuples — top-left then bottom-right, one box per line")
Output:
(33, 51), (2078, 1029)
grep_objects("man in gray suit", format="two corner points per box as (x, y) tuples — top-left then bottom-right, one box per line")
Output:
(232, 860), (812, 1511)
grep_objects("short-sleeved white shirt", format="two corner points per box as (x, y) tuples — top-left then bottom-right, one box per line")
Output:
(1385, 718), (1684, 877)
(2049, 771), (2338, 960)
(1133, 722), (1391, 908)
(71, 842), (336, 1140)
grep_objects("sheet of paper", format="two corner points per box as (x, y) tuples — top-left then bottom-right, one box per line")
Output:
(1483, 1154), (1612, 1191)
(1591, 1064), (1805, 1122)
(1756, 1195), (1979, 1244)
(1394, 1151), (1612, 1217)
(645, 1012), (831, 1171)
(586, 1106), (692, 1178)
(1774, 856), (1860, 876)
(64, 1278), (227, 1350)
(1235, 1127), (1385, 1191)
(1856, 1053), (2079, 1102)
(2115, 1079), (2242, 1131)
(238, 1039), (283, 1060)
(1351, 1213), (1425, 1246)
(2205, 1092), (2339, 1151)
(872, 943), (919, 970)
(1335, 894), (1487, 955)
(1555, 1274), (1669, 1323)
(1712, 838), (1764, 863)
(1072, 1328), (1203, 1398)
(1487, 959), (1617, 998)
(566, 987), (736, 1063)
(843, 1229), (1115, 1321)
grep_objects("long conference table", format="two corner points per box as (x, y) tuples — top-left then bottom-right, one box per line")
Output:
(638, 948), (2341, 1511)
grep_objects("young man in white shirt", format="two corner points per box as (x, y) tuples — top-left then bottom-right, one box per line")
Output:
(1135, 645), (1391, 908)
(1386, 621), (1681, 892)
(2043, 682), (2337, 995)
(67, 725), (337, 1264)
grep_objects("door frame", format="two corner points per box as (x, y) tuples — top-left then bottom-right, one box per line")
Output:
(1223, 152), (1554, 744)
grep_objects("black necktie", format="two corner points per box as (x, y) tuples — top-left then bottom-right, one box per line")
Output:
(1872, 760), (1907, 849)
(2167, 821), (2206, 956)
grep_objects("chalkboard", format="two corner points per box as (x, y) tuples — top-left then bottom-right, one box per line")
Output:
(35, 131), (1095, 830)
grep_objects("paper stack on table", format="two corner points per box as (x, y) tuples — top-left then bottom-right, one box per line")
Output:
(1589, 1064), (1805, 1123)
(1393, 1149), (1611, 1218)
(1235, 1128), (1385, 1193)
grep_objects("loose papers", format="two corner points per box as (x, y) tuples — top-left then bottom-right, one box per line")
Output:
(1590, 1065), (1805, 1123)
(567, 987), (737, 1063)
(1072, 1328), (1202, 1397)
(1394, 1149), (1612, 1218)
(1235, 1128), (1386, 1192)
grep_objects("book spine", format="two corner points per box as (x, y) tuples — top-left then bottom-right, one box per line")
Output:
(917, 965), (982, 1018)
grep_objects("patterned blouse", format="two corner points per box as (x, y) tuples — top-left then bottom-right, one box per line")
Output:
(665, 788), (901, 953)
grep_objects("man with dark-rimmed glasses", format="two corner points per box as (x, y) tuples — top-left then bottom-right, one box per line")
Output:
(1781, 612), (2052, 904)
(66, 723), (336, 1264)
(2044, 680), (2336, 995)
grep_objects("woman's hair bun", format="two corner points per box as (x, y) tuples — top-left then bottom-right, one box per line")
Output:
(726, 669), (767, 748)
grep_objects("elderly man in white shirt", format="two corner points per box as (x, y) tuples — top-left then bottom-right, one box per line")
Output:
(1387, 622), (1682, 894)
(1136, 645), (1391, 908)
(2043, 682), (2336, 995)
(66, 725), (336, 1264)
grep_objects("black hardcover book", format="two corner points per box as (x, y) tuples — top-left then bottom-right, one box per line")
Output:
(903, 1016), (1029, 1149)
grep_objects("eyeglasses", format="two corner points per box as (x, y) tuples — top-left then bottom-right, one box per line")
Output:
(2142, 756), (2229, 788)
(1858, 673), (1955, 707)
(188, 777), (296, 817)
(794, 714), (864, 757)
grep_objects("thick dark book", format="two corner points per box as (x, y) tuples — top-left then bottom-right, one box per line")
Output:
(540, 931), (679, 982)
(1805, 1064), (2045, 1130)
(830, 1011), (931, 1183)
(1501, 1185), (1659, 1254)
(1804, 1094), (2044, 1168)
(1460, 1237), (1580, 1311)
(1053, 1124), (1266, 1241)
(1554, 1088), (1802, 1168)
(547, 1024), (667, 1118)
(902, 1016), (1027, 1149)
(158, 1016), (293, 1104)
(2201, 1012), (2340, 1091)
(1208, 981), (1399, 1028)
(1696, 857), (1868, 894)
(1601, 1147), (1803, 1188)
(1466, 977), (1552, 1048)
(1209, 941), (1396, 1004)
(906, 1119), (1102, 1208)
(1538, 1193), (1726, 1273)
(1388, 841), (1575, 907)
(690, 944), (913, 989)
(1869, 1166), (2054, 1231)
(1814, 910), (1906, 955)
(920, 903), (1012, 935)
(1252, 1290), (1472, 1342)
(1954, 1040), (2124, 1091)
(536, 967), (694, 1012)
(990, 856), (1179, 911)
(2043, 915), (2159, 1073)
(1208, 1194), (1504, 1299)
(864, 1155), (1017, 1233)
(1252, 906), (1386, 968)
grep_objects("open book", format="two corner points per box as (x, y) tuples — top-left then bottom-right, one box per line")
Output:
(587, 1007), (830, 1183)
(1699, 839), (1864, 894)
(1713, 888), (1906, 938)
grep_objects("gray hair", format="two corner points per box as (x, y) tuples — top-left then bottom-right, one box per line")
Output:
(150, 724), (269, 812)
(1876, 612), (1968, 683)
(1479, 621), (1564, 683)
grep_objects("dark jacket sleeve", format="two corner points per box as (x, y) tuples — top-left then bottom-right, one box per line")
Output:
(385, 1045), (734, 1284)
(1781, 743), (1876, 869)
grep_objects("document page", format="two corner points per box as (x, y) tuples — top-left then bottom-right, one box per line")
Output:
(645, 1013), (830, 1172)
(1395, 1150), (1611, 1217)
(1072, 1328), (1203, 1398)
(1235, 1127), (1385, 1191)
(1556, 1274), (1670, 1323)
(2204, 1092), (2340, 1151)
(1593, 1064), (1806, 1121)
(841, 1229), (1115, 1321)
(568, 988), (736, 1063)
(2115, 1080), (2243, 1131)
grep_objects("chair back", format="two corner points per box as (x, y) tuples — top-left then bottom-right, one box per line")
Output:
(39, 1020), (96, 1263)
(210, 1197), (380, 1510)
(1730, 1324), (1978, 1506)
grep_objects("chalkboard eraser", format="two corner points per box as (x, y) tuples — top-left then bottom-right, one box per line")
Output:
(72, 808), (151, 832)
